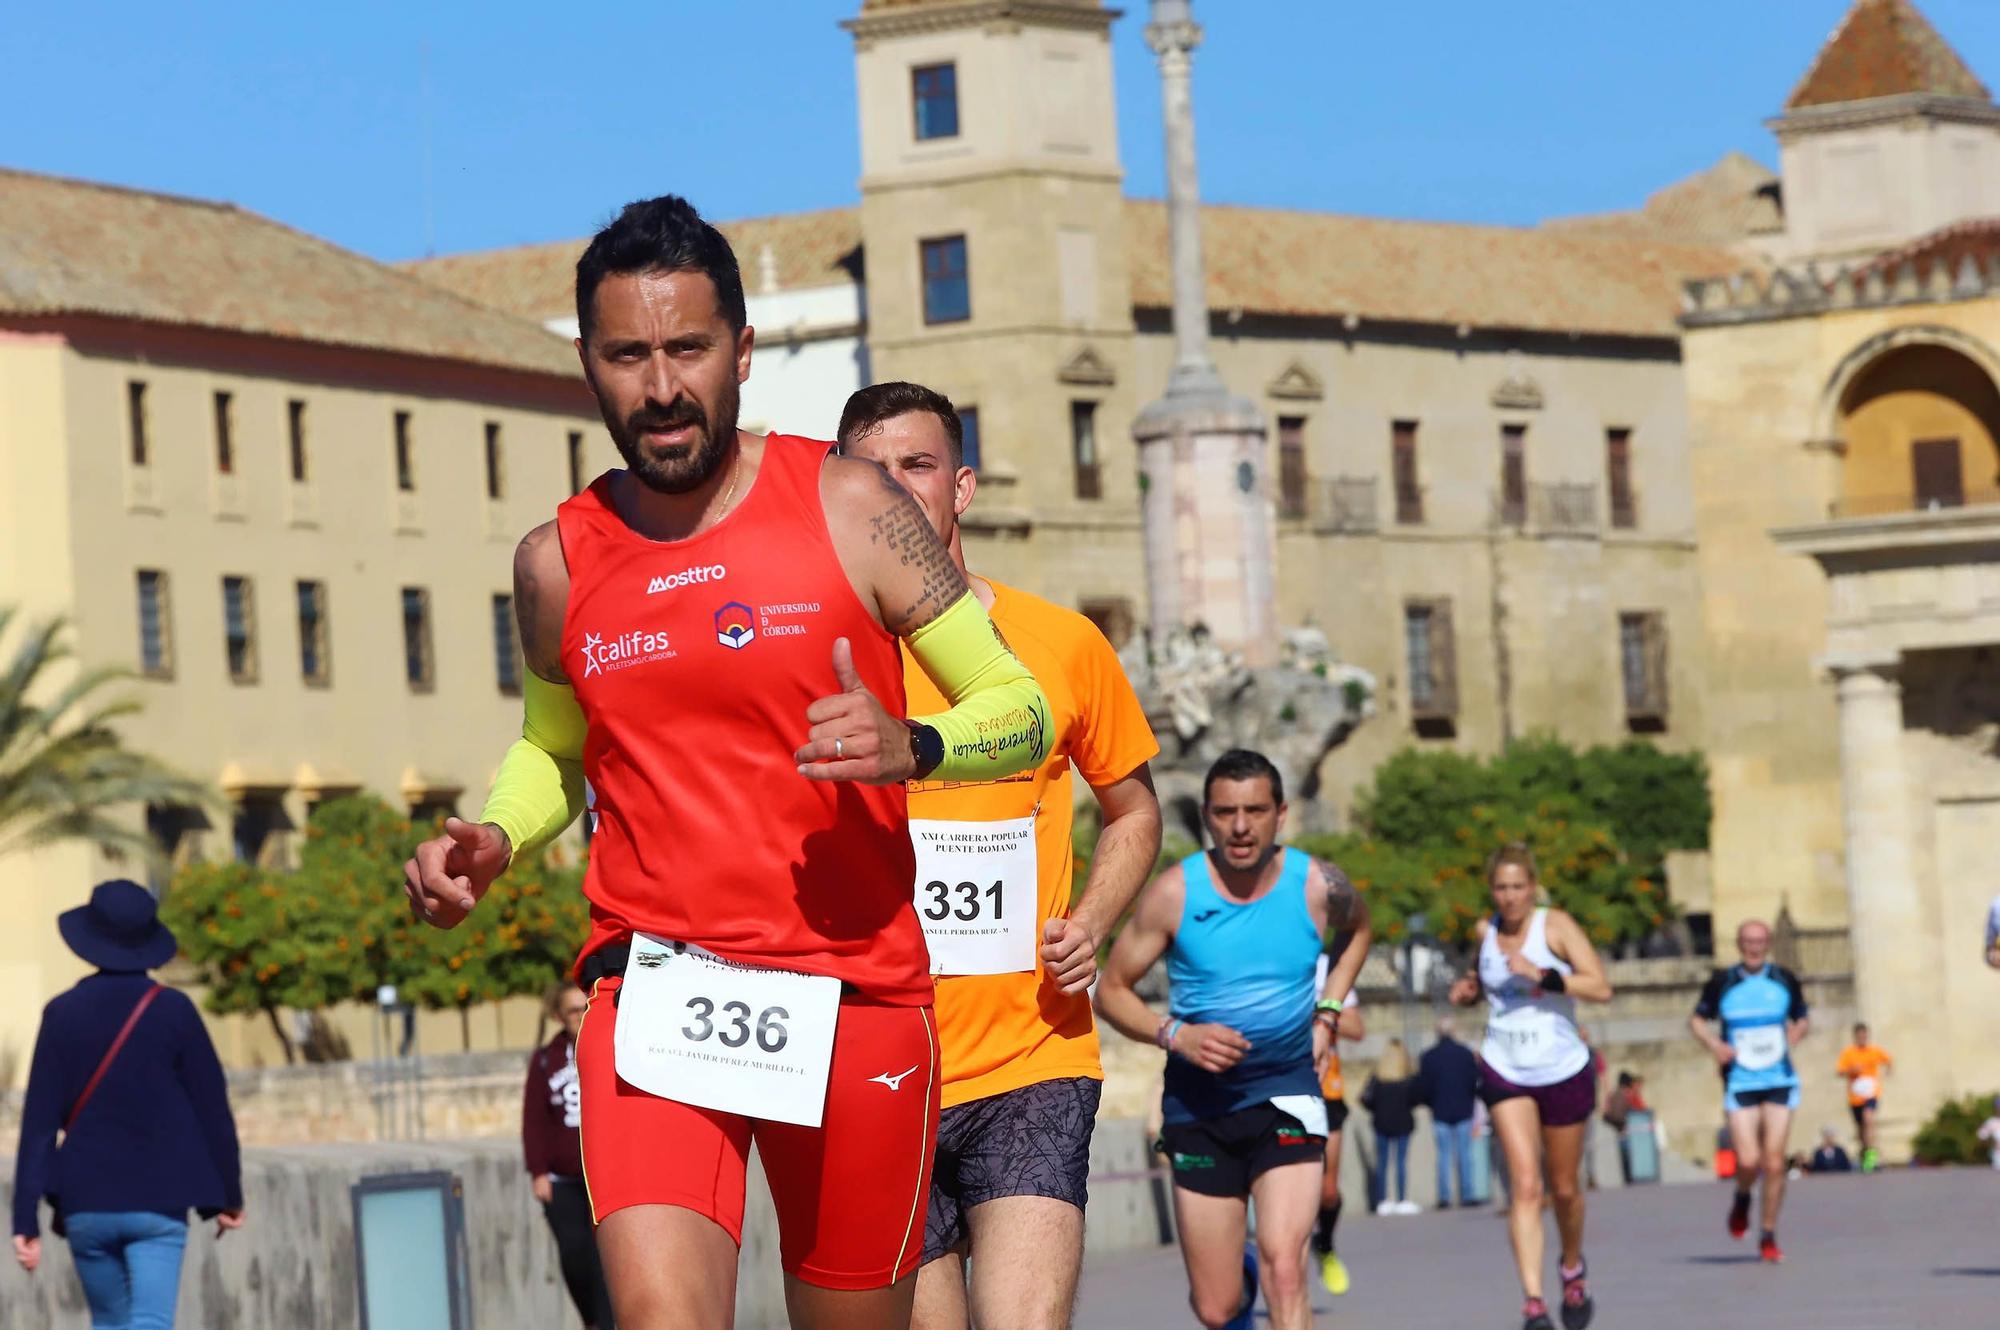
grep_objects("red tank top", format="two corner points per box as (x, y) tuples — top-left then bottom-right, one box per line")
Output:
(558, 435), (929, 1005)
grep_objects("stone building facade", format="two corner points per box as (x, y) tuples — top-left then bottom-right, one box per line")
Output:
(1680, 0), (2000, 1148)
(414, 0), (1744, 835)
(0, 168), (608, 1077)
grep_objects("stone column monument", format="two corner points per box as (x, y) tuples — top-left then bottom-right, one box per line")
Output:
(1133, 0), (1278, 667)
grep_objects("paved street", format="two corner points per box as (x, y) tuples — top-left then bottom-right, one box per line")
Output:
(1074, 1169), (1997, 1329)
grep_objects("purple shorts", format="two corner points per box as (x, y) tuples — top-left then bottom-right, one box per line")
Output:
(1477, 1062), (1596, 1128)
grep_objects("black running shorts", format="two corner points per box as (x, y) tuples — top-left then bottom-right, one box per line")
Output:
(921, 1076), (1101, 1264)
(1158, 1102), (1325, 1200)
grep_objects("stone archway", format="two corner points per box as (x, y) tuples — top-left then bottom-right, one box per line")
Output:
(1815, 326), (2000, 516)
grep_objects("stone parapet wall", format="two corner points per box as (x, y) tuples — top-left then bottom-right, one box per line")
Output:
(0, 1127), (1175, 1330)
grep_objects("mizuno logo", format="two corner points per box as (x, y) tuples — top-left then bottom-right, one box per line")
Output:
(1193, 908), (1220, 923)
(869, 1065), (920, 1091)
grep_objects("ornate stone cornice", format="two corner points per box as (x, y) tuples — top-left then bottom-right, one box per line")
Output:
(1682, 252), (2000, 328)
(1767, 92), (2000, 138)
(844, 1), (1117, 44)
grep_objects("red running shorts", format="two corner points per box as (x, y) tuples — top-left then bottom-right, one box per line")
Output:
(577, 974), (940, 1290)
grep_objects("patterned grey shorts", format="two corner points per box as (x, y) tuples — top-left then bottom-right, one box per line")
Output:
(921, 1076), (1101, 1264)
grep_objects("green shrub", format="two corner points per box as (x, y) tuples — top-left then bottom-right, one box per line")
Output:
(1912, 1091), (2000, 1166)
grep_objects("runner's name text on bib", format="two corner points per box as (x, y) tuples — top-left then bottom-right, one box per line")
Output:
(910, 816), (1040, 976)
(613, 934), (841, 1127)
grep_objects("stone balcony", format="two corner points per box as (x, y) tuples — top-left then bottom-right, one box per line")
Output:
(1771, 498), (2000, 658)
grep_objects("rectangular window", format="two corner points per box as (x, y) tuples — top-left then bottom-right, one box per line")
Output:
(145, 804), (203, 892)
(221, 575), (257, 683)
(1404, 597), (1458, 732)
(492, 593), (522, 696)
(297, 579), (329, 686)
(288, 399), (310, 483)
(921, 235), (971, 325)
(1392, 420), (1423, 524)
(213, 391), (235, 475)
(912, 62), (960, 141)
(394, 410), (416, 492)
(136, 569), (173, 678)
(1079, 598), (1136, 650)
(1500, 423), (1527, 526)
(957, 406), (982, 473)
(1070, 400), (1101, 500)
(1606, 426), (1636, 529)
(484, 421), (505, 500)
(232, 795), (290, 868)
(402, 586), (434, 692)
(1278, 416), (1309, 519)
(1912, 438), (1964, 510)
(567, 430), (586, 496)
(1619, 610), (1669, 732)
(128, 381), (150, 468)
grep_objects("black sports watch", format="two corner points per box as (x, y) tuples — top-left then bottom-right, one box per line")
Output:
(904, 719), (944, 780)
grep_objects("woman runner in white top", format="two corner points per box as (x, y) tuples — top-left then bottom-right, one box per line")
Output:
(1448, 844), (1612, 1330)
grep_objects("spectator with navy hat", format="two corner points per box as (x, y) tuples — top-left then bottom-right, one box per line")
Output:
(11, 878), (244, 1329)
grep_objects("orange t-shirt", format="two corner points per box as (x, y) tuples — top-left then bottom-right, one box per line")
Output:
(903, 580), (1159, 1109)
(1836, 1044), (1892, 1107)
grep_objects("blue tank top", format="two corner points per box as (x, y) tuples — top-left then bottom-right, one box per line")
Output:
(1695, 963), (1808, 1095)
(1162, 848), (1322, 1124)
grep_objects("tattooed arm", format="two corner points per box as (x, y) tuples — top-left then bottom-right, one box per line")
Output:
(1311, 857), (1373, 1008)
(801, 455), (1048, 784)
(821, 455), (970, 633)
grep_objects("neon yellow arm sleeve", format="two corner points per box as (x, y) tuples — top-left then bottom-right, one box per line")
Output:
(906, 591), (1052, 781)
(478, 671), (588, 856)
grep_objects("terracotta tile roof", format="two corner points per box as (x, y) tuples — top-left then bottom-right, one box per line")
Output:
(1125, 200), (1740, 338)
(1785, 0), (1988, 110)
(408, 198), (1730, 342)
(1849, 215), (2000, 281)
(1544, 154), (1783, 249)
(0, 167), (577, 377)
(403, 207), (865, 325)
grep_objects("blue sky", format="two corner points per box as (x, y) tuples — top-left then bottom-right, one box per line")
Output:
(6, 1), (1997, 262)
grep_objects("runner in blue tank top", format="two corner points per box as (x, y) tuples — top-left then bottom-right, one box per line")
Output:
(1097, 750), (1370, 1330)
(1689, 918), (1810, 1263)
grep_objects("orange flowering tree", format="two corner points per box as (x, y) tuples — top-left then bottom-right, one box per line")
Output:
(165, 794), (590, 1058)
(1296, 736), (1704, 953)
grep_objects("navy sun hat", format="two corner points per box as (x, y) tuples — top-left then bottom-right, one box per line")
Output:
(57, 879), (178, 972)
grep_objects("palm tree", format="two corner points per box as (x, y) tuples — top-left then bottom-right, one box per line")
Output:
(0, 608), (218, 867)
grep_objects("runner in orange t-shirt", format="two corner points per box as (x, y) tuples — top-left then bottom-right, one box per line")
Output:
(838, 382), (1163, 1330)
(1835, 1022), (1893, 1171)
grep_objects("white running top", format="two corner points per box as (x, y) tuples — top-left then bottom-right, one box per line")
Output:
(1478, 908), (1589, 1087)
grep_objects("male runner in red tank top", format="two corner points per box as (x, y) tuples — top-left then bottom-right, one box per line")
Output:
(402, 195), (1051, 1330)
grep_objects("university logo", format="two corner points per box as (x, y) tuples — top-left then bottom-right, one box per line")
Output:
(714, 602), (756, 650)
(647, 563), (726, 595)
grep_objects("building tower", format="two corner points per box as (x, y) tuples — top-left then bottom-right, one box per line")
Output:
(1772, 0), (2000, 262)
(1130, 0), (1276, 665)
(844, 0), (1147, 622)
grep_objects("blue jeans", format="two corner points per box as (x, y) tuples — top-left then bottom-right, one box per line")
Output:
(65, 1211), (188, 1330)
(1374, 1134), (1410, 1205)
(1434, 1117), (1475, 1206)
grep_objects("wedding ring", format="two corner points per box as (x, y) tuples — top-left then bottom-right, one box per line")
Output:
(835, 736), (844, 759)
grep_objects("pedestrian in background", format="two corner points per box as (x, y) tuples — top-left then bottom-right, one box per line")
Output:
(1363, 1038), (1420, 1214)
(524, 980), (614, 1330)
(1417, 1015), (1479, 1207)
(11, 879), (245, 1329)
(1600, 1072), (1647, 1184)
(1807, 1126), (1852, 1174)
